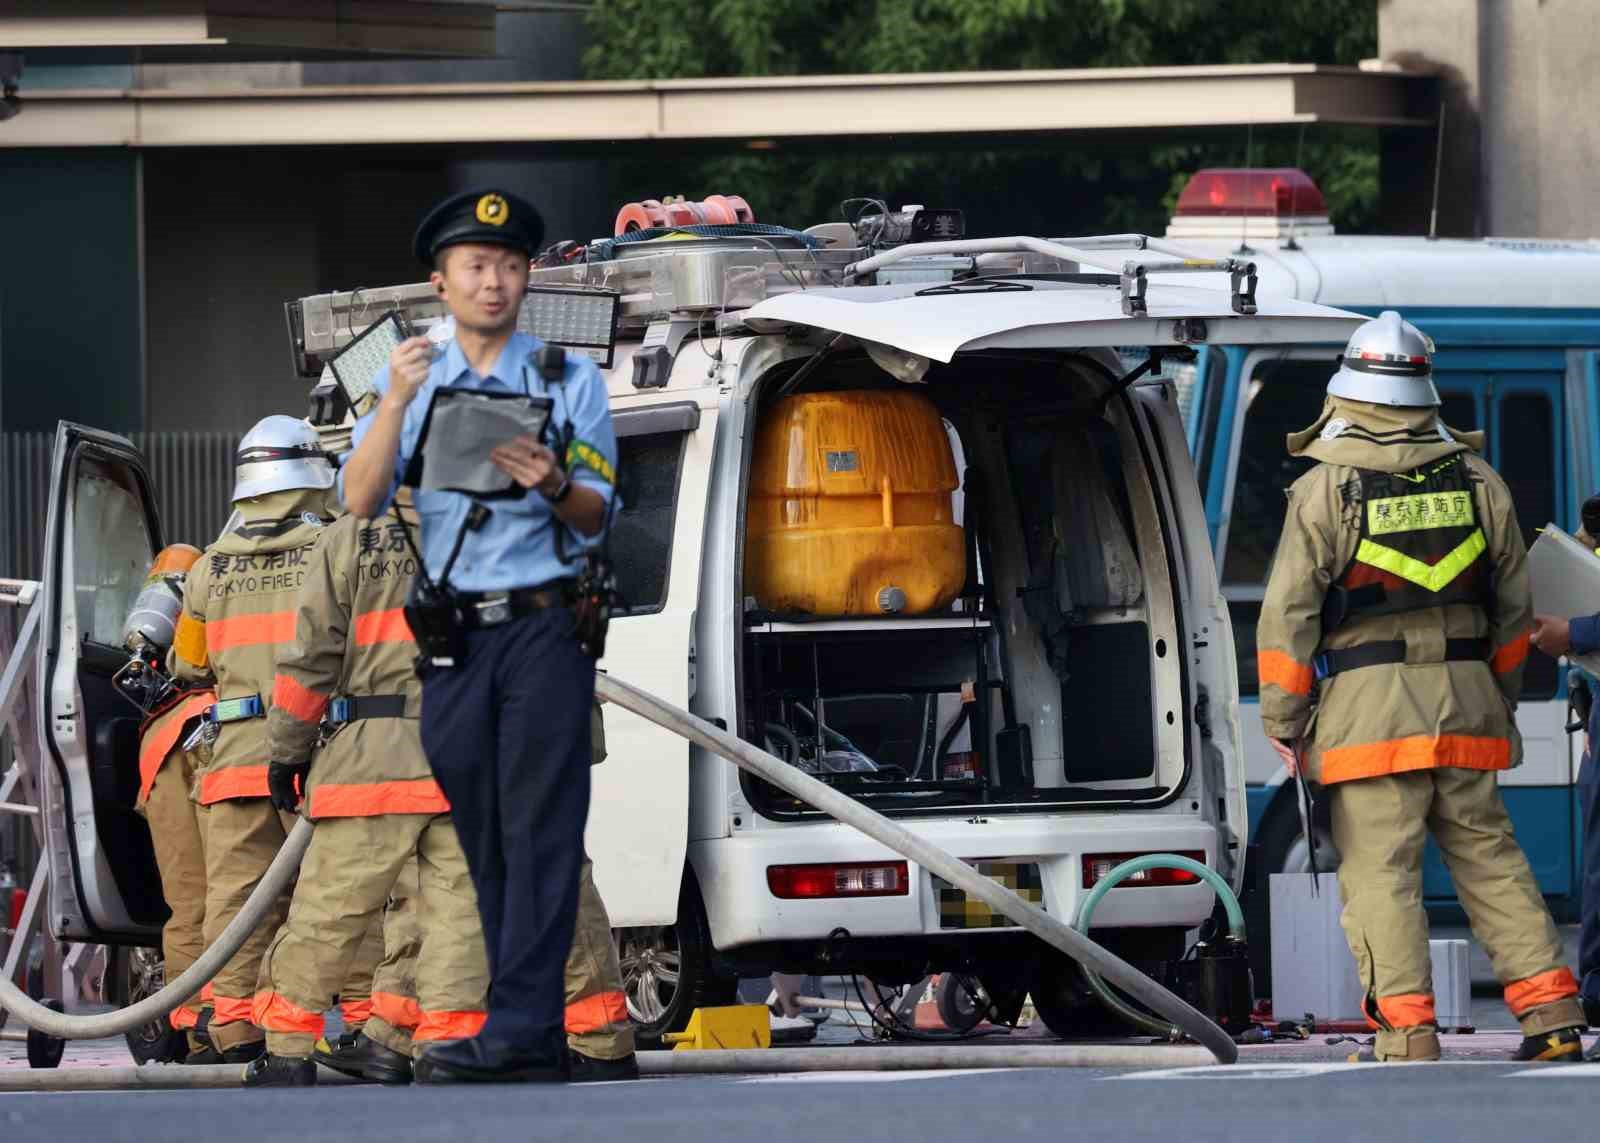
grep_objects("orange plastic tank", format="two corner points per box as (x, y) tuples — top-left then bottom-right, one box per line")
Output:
(745, 390), (965, 616)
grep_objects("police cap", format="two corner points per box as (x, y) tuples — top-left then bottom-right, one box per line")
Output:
(413, 188), (544, 265)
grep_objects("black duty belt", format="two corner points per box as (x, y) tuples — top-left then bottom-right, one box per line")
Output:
(326, 694), (409, 724)
(1314, 638), (1489, 681)
(456, 580), (577, 629)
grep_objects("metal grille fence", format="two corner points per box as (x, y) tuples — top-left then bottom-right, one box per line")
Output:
(2, 432), (241, 580)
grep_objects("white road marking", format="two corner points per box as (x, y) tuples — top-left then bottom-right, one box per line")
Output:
(1505, 1063), (1600, 1078)
(1109, 1062), (1389, 1081)
(738, 1068), (1021, 1084)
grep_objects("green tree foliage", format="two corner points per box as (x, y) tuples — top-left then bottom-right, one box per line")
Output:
(582, 0), (1379, 236)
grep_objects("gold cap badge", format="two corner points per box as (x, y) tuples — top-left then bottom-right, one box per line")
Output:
(475, 193), (509, 226)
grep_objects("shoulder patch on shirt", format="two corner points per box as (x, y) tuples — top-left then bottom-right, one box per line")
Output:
(1319, 417), (1351, 442)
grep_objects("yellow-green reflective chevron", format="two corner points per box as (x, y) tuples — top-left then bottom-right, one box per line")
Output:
(1366, 490), (1475, 536)
(1354, 529), (1488, 592)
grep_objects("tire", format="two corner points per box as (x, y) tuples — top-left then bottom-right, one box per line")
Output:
(111, 946), (188, 1065)
(1026, 952), (1127, 1039)
(934, 973), (987, 1034)
(616, 871), (738, 1047)
(27, 1000), (64, 1069)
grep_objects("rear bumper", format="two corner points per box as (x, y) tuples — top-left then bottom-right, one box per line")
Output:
(691, 812), (1220, 950)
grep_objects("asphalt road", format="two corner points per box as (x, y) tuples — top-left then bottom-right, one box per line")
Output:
(0, 1056), (1594, 1143)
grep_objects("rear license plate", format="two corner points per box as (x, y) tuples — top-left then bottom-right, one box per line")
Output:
(933, 861), (1043, 930)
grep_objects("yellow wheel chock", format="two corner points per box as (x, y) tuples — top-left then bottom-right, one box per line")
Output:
(661, 1005), (773, 1051)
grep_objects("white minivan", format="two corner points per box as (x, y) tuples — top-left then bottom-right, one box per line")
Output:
(29, 216), (1362, 1046)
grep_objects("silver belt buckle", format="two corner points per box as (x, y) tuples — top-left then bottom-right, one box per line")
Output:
(476, 596), (511, 626)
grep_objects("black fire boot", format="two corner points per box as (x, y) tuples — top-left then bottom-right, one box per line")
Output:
(568, 1050), (640, 1083)
(218, 1040), (267, 1065)
(414, 1037), (569, 1084)
(1512, 1025), (1585, 1062)
(241, 1054), (317, 1087)
(314, 1031), (414, 1085)
(183, 1044), (222, 1066)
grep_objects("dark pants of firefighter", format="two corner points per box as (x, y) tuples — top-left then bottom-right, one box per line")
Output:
(420, 610), (593, 1060)
(1579, 737), (1600, 1014)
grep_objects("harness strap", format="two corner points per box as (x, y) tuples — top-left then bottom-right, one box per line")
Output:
(326, 694), (409, 724)
(205, 694), (264, 724)
(1313, 638), (1489, 681)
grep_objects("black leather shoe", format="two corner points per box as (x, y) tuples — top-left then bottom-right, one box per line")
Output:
(414, 1037), (569, 1085)
(569, 1051), (640, 1083)
(219, 1040), (267, 1065)
(314, 1031), (414, 1085)
(1512, 1026), (1585, 1062)
(241, 1054), (317, 1087)
(1582, 994), (1600, 1029)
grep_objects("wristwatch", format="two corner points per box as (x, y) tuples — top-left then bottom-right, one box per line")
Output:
(544, 474), (573, 504)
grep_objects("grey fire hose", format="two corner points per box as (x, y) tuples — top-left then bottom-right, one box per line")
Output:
(1, 673), (1237, 1066)
(0, 819), (313, 1040)
(593, 672), (1238, 1065)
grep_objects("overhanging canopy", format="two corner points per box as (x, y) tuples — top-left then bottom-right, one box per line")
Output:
(0, 63), (1435, 149)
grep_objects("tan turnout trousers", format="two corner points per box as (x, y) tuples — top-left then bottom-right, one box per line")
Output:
(137, 693), (214, 1039)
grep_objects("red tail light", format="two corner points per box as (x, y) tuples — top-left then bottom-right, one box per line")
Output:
(1082, 852), (1207, 890)
(767, 861), (909, 900)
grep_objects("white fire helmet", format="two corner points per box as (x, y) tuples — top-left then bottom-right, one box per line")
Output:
(1326, 310), (1440, 407)
(232, 415), (337, 503)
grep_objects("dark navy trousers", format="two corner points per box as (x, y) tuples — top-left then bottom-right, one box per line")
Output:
(420, 609), (593, 1057)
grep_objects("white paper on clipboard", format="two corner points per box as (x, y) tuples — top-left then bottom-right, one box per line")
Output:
(1527, 524), (1600, 676)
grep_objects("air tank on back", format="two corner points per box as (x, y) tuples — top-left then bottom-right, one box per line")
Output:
(745, 390), (965, 616)
(121, 544), (202, 653)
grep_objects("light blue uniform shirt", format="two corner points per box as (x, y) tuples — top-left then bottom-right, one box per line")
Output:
(344, 330), (618, 593)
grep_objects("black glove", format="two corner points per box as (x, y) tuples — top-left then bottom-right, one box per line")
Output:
(268, 760), (312, 813)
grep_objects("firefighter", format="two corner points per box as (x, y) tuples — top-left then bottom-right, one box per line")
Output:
(340, 189), (619, 1083)
(169, 416), (344, 1061)
(1257, 310), (1587, 1063)
(245, 493), (635, 1085)
(130, 544), (217, 1061)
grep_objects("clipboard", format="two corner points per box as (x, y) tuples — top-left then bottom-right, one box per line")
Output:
(1528, 524), (1600, 676)
(402, 386), (554, 499)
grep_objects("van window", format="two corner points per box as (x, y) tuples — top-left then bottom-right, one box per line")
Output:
(73, 458), (153, 646)
(610, 431), (686, 615)
(1496, 391), (1559, 699)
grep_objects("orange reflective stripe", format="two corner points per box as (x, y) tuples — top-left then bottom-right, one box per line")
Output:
(1505, 967), (1578, 1015)
(308, 778), (450, 819)
(1376, 992), (1436, 1030)
(169, 1004), (201, 1031)
(1491, 632), (1531, 675)
(372, 991), (423, 1031)
(207, 610), (297, 652)
(201, 983), (216, 1003)
(1257, 649), (1314, 697)
(565, 990), (628, 1034)
(413, 1010), (487, 1043)
(1319, 734), (1511, 785)
(340, 998), (373, 1026)
(354, 608), (415, 647)
(137, 690), (216, 802)
(251, 990), (325, 1034)
(272, 673), (329, 724)
(198, 765), (273, 805)
(212, 995), (255, 1023)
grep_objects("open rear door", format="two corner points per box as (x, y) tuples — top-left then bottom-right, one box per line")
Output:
(33, 423), (166, 941)
(587, 400), (718, 926)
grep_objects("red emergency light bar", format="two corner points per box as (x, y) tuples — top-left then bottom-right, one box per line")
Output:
(767, 861), (910, 900)
(1174, 168), (1326, 218)
(1082, 851), (1207, 890)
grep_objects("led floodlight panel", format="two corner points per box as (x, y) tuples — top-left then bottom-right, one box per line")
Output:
(330, 311), (409, 408)
(518, 287), (621, 367)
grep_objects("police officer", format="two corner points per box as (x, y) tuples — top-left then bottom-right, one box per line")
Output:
(341, 188), (619, 1084)
(1257, 311), (1587, 1063)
